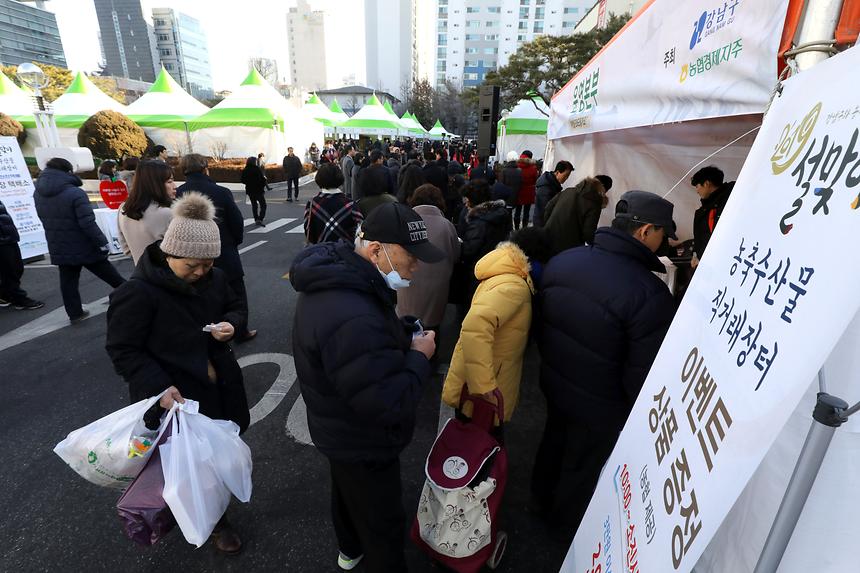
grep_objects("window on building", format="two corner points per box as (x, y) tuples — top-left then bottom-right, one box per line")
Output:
(155, 19), (166, 26)
(158, 34), (169, 41)
(438, 33), (447, 45)
(562, 21), (575, 28)
(464, 73), (478, 81)
(485, 34), (498, 40)
(160, 48), (172, 56)
(518, 21), (528, 30)
(165, 63), (174, 70)
(520, 0), (530, 4)
(564, 7), (579, 14)
(485, 20), (496, 27)
(466, 6), (480, 13)
(438, 0), (447, 4)
(535, 7), (545, 19)
(437, 47), (447, 58)
(484, 47), (498, 54)
(466, 20), (480, 28)
(438, 20), (447, 30)
(466, 34), (481, 40)
(466, 47), (479, 54)
(519, 7), (529, 18)
(437, 61), (446, 71)
(438, 6), (448, 16)
(488, 6), (501, 13)
(534, 21), (544, 33)
(465, 59), (478, 67)
(536, 0), (545, 4)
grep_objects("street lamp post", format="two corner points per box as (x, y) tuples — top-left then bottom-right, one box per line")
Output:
(16, 63), (61, 148)
(15, 62), (93, 172)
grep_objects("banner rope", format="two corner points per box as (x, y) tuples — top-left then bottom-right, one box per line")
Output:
(661, 124), (762, 199)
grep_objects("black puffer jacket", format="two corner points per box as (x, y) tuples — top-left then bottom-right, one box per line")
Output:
(499, 161), (522, 206)
(693, 182), (734, 259)
(538, 227), (676, 431)
(33, 168), (108, 266)
(283, 154), (303, 179)
(176, 173), (245, 280)
(290, 241), (431, 462)
(106, 242), (250, 431)
(0, 200), (19, 245)
(459, 199), (512, 265)
(533, 170), (562, 227)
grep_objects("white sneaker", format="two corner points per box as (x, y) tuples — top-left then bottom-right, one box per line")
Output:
(337, 551), (364, 570)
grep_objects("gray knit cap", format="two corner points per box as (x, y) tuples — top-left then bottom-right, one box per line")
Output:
(160, 192), (221, 259)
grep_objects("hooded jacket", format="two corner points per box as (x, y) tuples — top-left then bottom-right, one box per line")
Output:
(538, 227), (676, 430)
(106, 242), (249, 431)
(176, 173), (245, 280)
(533, 171), (562, 227)
(443, 242), (535, 420)
(33, 168), (109, 266)
(499, 161), (522, 206)
(693, 182), (734, 259)
(290, 241), (432, 462)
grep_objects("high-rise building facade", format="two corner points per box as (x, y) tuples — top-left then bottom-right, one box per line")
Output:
(0, 0), (66, 68)
(435, 0), (592, 88)
(152, 8), (213, 100)
(93, 0), (159, 82)
(365, 0), (413, 100)
(287, 0), (327, 93)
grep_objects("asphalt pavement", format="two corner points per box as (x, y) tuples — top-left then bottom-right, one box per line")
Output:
(0, 182), (571, 572)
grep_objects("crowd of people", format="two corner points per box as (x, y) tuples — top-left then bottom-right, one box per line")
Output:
(0, 135), (736, 571)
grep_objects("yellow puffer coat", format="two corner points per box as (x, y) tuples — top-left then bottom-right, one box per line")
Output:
(442, 242), (535, 421)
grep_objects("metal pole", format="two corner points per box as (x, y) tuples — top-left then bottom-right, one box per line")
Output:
(753, 392), (848, 573)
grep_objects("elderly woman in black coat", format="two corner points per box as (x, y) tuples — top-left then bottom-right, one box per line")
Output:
(106, 192), (249, 555)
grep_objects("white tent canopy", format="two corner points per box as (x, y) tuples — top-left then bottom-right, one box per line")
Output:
(303, 92), (342, 134)
(0, 72), (34, 118)
(546, 0), (789, 241)
(496, 94), (549, 161)
(185, 68), (323, 160)
(549, 1), (860, 571)
(339, 93), (402, 137)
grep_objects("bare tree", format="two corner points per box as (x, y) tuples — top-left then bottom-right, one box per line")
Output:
(209, 141), (228, 161)
(248, 58), (279, 84)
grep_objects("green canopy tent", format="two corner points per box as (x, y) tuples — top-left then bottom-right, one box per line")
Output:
(303, 92), (342, 134)
(338, 94), (402, 137)
(496, 92), (549, 160)
(186, 67), (324, 159)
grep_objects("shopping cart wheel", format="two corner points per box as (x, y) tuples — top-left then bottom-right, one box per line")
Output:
(486, 531), (507, 570)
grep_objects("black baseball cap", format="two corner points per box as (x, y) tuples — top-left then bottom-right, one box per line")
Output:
(359, 203), (446, 263)
(615, 190), (678, 239)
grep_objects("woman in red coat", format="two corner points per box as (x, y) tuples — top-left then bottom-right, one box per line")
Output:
(515, 150), (539, 229)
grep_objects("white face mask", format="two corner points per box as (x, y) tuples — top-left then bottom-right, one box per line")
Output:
(377, 244), (411, 290)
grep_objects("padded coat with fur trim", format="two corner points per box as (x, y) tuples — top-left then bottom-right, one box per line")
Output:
(442, 242), (534, 421)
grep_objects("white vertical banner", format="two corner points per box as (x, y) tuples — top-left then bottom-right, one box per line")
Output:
(0, 137), (47, 259)
(562, 44), (860, 573)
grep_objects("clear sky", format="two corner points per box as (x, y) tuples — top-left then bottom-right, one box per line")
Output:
(48, 0), (366, 91)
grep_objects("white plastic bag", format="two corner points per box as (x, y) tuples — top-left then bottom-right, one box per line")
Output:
(160, 401), (253, 547)
(53, 389), (170, 489)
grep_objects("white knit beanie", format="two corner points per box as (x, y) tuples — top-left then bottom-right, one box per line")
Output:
(160, 192), (221, 259)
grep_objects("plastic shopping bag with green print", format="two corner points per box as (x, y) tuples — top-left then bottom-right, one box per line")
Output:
(53, 389), (171, 489)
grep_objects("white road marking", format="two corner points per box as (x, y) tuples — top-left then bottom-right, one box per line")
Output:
(249, 217), (297, 233)
(238, 240), (268, 254)
(0, 296), (110, 354)
(240, 352), (297, 427)
(286, 395), (313, 445)
(243, 218), (256, 226)
(286, 222), (306, 234)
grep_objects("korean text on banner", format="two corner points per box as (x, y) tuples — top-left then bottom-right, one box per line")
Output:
(548, 0), (789, 140)
(561, 45), (860, 573)
(0, 137), (48, 259)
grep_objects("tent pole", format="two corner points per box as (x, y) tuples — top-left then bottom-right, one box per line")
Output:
(753, 386), (849, 573)
(184, 122), (192, 155)
(791, 0), (844, 70)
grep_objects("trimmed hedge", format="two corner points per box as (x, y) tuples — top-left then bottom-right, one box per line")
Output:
(0, 113), (26, 144)
(78, 110), (147, 160)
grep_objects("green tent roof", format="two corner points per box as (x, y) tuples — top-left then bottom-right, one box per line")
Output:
(64, 72), (92, 95)
(329, 98), (344, 114)
(188, 107), (284, 130)
(149, 67), (180, 94)
(307, 93), (323, 105)
(240, 67), (267, 87)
